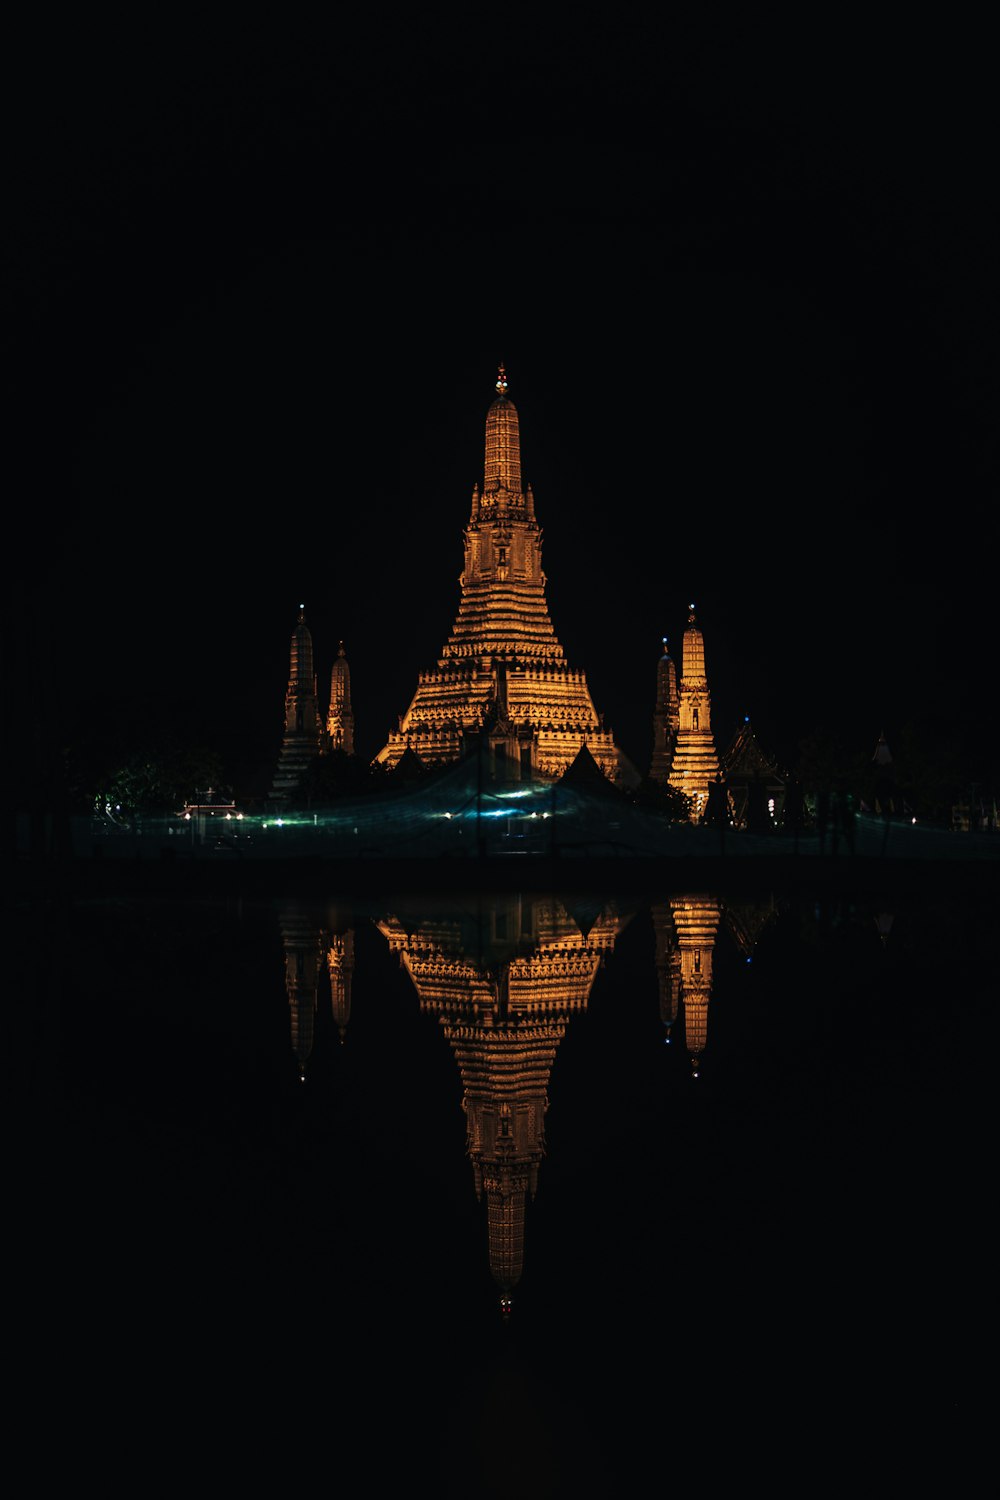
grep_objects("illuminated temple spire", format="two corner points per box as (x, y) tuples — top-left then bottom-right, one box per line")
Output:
(271, 606), (324, 804)
(484, 364), (522, 494)
(649, 636), (680, 783)
(326, 640), (355, 755)
(668, 604), (720, 820)
(375, 368), (636, 786)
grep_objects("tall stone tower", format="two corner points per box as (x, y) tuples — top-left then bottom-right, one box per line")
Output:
(270, 606), (324, 804)
(326, 640), (355, 755)
(375, 368), (632, 786)
(667, 605), (720, 819)
(649, 636), (680, 783)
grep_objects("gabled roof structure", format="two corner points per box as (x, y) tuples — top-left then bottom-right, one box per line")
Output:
(718, 716), (787, 828)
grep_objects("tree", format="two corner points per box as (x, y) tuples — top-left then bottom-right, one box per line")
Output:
(630, 778), (694, 822)
(67, 734), (226, 822)
(296, 750), (392, 808)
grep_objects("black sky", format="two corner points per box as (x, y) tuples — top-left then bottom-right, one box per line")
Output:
(19, 26), (997, 797)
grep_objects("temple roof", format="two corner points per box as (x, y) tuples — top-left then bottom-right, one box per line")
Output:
(719, 717), (782, 780)
(559, 742), (626, 800)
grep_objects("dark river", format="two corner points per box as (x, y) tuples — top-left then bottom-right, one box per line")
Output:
(18, 876), (993, 1495)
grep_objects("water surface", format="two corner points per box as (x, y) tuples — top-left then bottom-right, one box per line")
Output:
(20, 880), (993, 1494)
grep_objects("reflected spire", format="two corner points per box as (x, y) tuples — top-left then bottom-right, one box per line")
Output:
(278, 901), (326, 1080)
(326, 928), (355, 1043)
(670, 895), (721, 1077)
(375, 892), (632, 1312)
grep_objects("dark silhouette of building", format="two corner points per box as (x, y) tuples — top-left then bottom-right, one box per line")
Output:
(718, 716), (786, 829)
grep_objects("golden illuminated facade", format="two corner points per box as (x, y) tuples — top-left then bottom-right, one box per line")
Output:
(666, 606), (720, 819)
(326, 640), (355, 755)
(376, 893), (631, 1313)
(376, 369), (634, 787)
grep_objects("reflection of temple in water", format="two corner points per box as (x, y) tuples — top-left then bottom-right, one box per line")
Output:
(275, 890), (782, 1311)
(278, 902), (355, 1079)
(652, 896), (720, 1076)
(723, 892), (778, 960)
(651, 893), (777, 1074)
(376, 893), (631, 1315)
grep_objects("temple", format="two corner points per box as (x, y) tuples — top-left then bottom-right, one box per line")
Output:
(326, 641), (355, 755)
(717, 716), (787, 829)
(270, 610), (356, 804)
(649, 606), (720, 819)
(270, 606), (325, 804)
(649, 636), (680, 784)
(375, 368), (636, 787)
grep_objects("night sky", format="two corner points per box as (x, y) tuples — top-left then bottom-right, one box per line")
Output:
(19, 27), (997, 801)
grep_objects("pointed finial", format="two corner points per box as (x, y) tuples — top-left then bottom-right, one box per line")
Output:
(338, 640), (346, 657)
(496, 363), (508, 395)
(688, 602), (696, 623)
